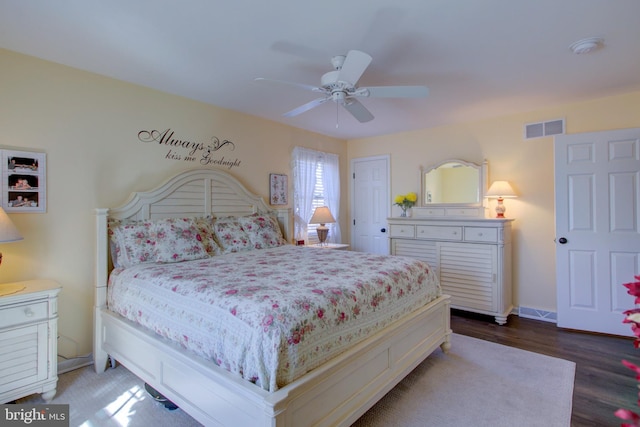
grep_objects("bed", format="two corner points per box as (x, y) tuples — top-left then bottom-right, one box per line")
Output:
(93, 168), (451, 427)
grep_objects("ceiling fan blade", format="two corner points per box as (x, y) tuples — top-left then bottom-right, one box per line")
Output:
(359, 85), (429, 98)
(342, 99), (374, 123)
(283, 97), (329, 117)
(336, 50), (372, 85)
(254, 77), (325, 93)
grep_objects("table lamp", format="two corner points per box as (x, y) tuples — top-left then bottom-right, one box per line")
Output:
(0, 207), (23, 266)
(485, 181), (517, 218)
(309, 206), (336, 245)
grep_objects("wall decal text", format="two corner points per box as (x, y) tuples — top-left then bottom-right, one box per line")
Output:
(138, 128), (242, 169)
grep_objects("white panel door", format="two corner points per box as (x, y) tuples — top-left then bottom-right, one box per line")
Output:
(351, 156), (390, 254)
(555, 128), (640, 336)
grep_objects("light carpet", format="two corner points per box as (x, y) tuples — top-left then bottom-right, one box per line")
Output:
(18, 334), (575, 426)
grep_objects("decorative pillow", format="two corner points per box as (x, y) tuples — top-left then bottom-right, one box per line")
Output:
(193, 217), (222, 256)
(238, 214), (286, 249)
(110, 219), (157, 268)
(153, 217), (209, 263)
(211, 216), (252, 253)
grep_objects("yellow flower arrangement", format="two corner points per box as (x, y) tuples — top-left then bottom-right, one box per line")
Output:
(394, 192), (417, 216)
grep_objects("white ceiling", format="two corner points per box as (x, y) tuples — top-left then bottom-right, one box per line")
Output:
(1, 0), (639, 140)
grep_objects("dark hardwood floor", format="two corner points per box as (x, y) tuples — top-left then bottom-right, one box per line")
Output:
(451, 310), (639, 427)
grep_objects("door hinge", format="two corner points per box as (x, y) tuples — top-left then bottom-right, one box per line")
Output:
(353, 172), (355, 179)
(353, 219), (356, 226)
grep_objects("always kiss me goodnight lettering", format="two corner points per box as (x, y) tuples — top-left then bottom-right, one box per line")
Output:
(138, 128), (242, 169)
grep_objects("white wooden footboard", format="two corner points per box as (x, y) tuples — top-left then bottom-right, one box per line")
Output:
(97, 294), (450, 427)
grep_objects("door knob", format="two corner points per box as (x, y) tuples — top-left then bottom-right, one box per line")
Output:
(558, 237), (568, 244)
(380, 228), (386, 233)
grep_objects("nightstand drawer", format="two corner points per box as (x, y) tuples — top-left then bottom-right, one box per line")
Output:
(389, 224), (415, 238)
(0, 301), (48, 329)
(464, 227), (498, 243)
(416, 225), (463, 240)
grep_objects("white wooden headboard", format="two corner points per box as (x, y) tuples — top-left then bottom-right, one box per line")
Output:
(94, 168), (291, 308)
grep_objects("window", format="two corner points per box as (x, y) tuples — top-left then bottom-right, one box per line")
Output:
(292, 147), (341, 244)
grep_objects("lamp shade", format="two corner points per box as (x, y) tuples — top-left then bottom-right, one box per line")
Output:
(309, 206), (336, 225)
(485, 181), (517, 199)
(0, 207), (23, 243)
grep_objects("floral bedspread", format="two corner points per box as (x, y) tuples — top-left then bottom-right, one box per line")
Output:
(107, 245), (440, 392)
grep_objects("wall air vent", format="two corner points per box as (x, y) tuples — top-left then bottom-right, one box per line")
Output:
(524, 119), (565, 139)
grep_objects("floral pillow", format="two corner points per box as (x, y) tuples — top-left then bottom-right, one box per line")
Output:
(110, 219), (157, 268)
(211, 216), (252, 253)
(238, 214), (287, 249)
(193, 217), (222, 256)
(153, 217), (209, 263)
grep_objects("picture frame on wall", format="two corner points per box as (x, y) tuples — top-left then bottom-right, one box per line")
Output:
(1, 149), (46, 213)
(269, 173), (288, 205)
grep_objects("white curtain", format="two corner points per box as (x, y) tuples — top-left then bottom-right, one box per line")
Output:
(292, 147), (317, 243)
(291, 146), (341, 243)
(322, 151), (341, 243)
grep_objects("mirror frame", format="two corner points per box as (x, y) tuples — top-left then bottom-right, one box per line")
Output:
(420, 159), (488, 207)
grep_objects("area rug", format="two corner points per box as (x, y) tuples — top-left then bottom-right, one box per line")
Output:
(18, 333), (575, 426)
(352, 333), (575, 427)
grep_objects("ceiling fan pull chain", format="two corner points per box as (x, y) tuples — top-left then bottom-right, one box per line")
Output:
(336, 101), (339, 128)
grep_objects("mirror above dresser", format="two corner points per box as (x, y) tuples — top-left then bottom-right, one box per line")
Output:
(415, 159), (488, 218)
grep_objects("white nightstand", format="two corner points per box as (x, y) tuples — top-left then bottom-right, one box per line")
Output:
(308, 243), (350, 250)
(0, 279), (61, 403)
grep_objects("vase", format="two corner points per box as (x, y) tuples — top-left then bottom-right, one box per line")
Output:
(400, 208), (407, 217)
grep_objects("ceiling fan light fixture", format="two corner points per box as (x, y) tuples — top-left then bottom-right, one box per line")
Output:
(332, 91), (347, 104)
(569, 37), (604, 54)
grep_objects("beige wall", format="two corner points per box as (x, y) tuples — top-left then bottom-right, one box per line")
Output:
(0, 49), (346, 359)
(347, 91), (640, 316)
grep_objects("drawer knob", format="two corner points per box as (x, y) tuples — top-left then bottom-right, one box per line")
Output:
(478, 232), (483, 236)
(24, 307), (35, 317)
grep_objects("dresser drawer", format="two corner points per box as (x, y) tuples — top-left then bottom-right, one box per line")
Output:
(412, 207), (446, 218)
(0, 301), (48, 329)
(416, 225), (463, 241)
(389, 224), (415, 238)
(464, 227), (498, 243)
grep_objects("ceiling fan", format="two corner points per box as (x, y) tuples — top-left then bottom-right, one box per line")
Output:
(255, 50), (429, 123)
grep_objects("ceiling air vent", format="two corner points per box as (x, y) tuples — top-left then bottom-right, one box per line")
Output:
(524, 119), (565, 139)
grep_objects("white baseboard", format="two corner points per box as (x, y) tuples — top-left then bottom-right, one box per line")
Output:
(58, 353), (94, 374)
(517, 306), (557, 323)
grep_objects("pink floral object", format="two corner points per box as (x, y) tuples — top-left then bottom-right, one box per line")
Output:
(617, 275), (640, 426)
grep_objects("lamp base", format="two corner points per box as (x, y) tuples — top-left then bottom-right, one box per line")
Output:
(317, 225), (329, 245)
(494, 197), (506, 218)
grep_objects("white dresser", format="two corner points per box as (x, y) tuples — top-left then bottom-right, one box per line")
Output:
(0, 279), (61, 403)
(388, 216), (513, 324)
